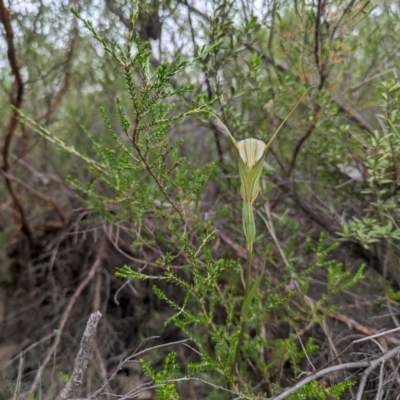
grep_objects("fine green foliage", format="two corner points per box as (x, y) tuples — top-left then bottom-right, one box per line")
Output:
(16, 3), (365, 398)
(340, 81), (400, 248)
(285, 380), (355, 400)
(10, 1), (400, 399)
(141, 353), (181, 400)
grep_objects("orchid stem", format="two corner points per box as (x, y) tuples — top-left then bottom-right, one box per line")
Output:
(231, 235), (253, 375)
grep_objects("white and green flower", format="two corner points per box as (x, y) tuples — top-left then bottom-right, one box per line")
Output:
(224, 131), (268, 243)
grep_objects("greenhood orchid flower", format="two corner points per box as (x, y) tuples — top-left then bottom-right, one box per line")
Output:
(204, 115), (273, 243)
(198, 88), (312, 373)
(197, 88), (311, 245)
(235, 138), (268, 243)
(236, 138), (267, 204)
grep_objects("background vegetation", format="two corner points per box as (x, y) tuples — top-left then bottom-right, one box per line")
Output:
(1, 0), (400, 399)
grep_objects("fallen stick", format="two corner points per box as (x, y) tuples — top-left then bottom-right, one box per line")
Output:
(55, 311), (102, 400)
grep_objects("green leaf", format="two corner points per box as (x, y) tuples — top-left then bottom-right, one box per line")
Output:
(241, 267), (265, 319)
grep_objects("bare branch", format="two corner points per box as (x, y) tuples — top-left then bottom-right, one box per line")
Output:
(332, 312), (400, 346)
(355, 346), (400, 400)
(0, 0), (34, 245)
(30, 239), (107, 394)
(178, 0), (210, 21)
(353, 327), (400, 344)
(286, 104), (320, 178)
(271, 346), (400, 400)
(55, 311), (103, 400)
(0, 169), (67, 223)
(271, 361), (368, 400)
(91, 338), (190, 399)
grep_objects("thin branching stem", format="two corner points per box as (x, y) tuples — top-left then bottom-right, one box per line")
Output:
(129, 108), (187, 227)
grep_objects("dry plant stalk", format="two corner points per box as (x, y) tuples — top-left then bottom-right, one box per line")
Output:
(30, 238), (106, 394)
(55, 311), (102, 400)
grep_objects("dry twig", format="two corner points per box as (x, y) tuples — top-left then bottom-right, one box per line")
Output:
(331, 312), (400, 346)
(0, 0), (34, 244)
(355, 345), (400, 400)
(90, 338), (190, 399)
(267, 338), (400, 400)
(30, 238), (106, 394)
(55, 311), (103, 400)
(0, 170), (67, 223)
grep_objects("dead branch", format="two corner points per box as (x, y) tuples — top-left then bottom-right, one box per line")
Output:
(30, 238), (107, 394)
(270, 346), (400, 400)
(116, 376), (247, 400)
(303, 294), (400, 350)
(286, 104), (320, 178)
(270, 360), (368, 400)
(55, 311), (103, 400)
(0, 0), (34, 244)
(331, 312), (400, 346)
(178, 0), (210, 21)
(3, 331), (58, 370)
(90, 338), (190, 399)
(314, 0), (326, 89)
(0, 169), (67, 223)
(104, 0), (131, 29)
(11, 154), (80, 193)
(353, 326), (400, 344)
(355, 345), (400, 400)
(103, 223), (161, 267)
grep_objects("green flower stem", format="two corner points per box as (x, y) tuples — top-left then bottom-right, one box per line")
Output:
(245, 242), (253, 297)
(231, 216), (254, 375)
